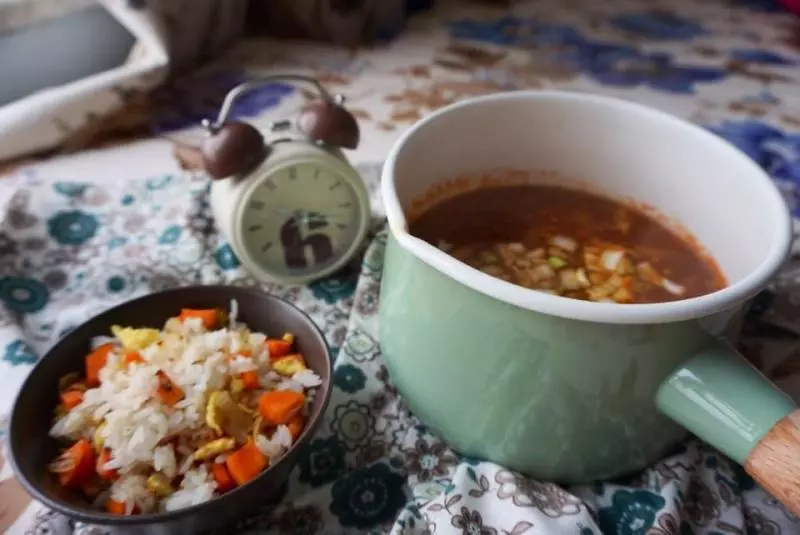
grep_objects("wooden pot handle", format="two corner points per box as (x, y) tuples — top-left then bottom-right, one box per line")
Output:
(746, 409), (800, 516)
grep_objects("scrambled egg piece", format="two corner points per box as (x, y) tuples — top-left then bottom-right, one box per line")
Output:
(146, 473), (174, 497)
(193, 438), (236, 461)
(272, 354), (306, 377)
(205, 391), (254, 443)
(111, 325), (160, 351)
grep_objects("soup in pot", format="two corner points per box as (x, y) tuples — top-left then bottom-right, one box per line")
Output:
(408, 185), (727, 304)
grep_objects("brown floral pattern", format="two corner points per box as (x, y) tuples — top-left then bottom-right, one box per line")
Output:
(684, 478), (720, 526)
(450, 507), (498, 535)
(495, 470), (582, 517)
(405, 439), (459, 482)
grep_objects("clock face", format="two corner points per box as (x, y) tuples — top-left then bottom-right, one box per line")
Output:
(239, 162), (366, 280)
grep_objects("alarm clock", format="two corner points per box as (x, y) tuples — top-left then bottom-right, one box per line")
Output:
(199, 75), (371, 285)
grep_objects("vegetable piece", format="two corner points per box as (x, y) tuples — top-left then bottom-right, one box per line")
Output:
(79, 474), (104, 499)
(85, 343), (114, 387)
(612, 287), (634, 304)
(112, 326), (160, 351)
(272, 354), (307, 377)
(194, 437), (236, 461)
(258, 390), (305, 426)
(240, 370), (260, 390)
(93, 423), (106, 451)
(212, 463), (236, 493)
(662, 278), (685, 296)
(105, 499), (127, 515)
(225, 439), (268, 486)
(282, 333), (295, 345)
(179, 308), (220, 329)
(550, 235), (577, 253)
(287, 414), (305, 440)
(558, 269), (581, 291)
(123, 351), (144, 366)
(266, 339), (292, 359)
(547, 256), (567, 270)
(96, 448), (117, 480)
(600, 249), (625, 271)
(155, 370), (184, 406)
(230, 378), (245, 396)
(146, 473), (174, 497)
(51, 439), (95, 488)
(60, 389), (84, 410)
(252, 416), (263, 440)
(206, 391), (254, 442)
(58, 372), (81, 392)
(637, 262), (663, 285)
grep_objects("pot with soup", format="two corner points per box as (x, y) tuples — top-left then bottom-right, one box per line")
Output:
(379, 91), (800, 514)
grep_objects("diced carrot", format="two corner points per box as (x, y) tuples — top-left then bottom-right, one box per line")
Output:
(155, 370), (184, 406)
(266, 339), (292, 359)
(105, 499), (127, 515)
(179, 308), (220, 329)
(54, 439), (95, 488)
(96, 448), (117, 480)
(287, 414), (305, 440)
(225, 439), (268, 486)
(258, 390), (305, 426)
(240, 370), (260, 390)
(123, 351), (144, 366)
(211, 463), (236, 493)
(60, 389), (84, 410)
(85, 343), (114, 387)
(105, 499), (138, 515)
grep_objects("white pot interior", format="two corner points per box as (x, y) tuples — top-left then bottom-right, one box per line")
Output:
(388, 92), (788, 287)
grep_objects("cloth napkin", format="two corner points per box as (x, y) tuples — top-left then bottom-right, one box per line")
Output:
(0, 0), (248, 162)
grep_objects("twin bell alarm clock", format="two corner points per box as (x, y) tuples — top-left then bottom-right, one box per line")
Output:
(199, 75), (371, 285)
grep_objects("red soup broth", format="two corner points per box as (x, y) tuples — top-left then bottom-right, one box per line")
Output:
(407, 184), (727, 304)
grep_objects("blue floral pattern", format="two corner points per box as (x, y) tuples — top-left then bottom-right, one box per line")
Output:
(329, 462), (407, 529)
(2, 340), (37, 366)
(334, 363), (368, 393)
(150, 71), (295, 134)
(0, 276), (50, 314)
(598, 490), (666, 535)
(708, 120), (800, 215)
(46, 211), (99, 246)
(610, 11), (706, 40)
(448, 16), (727, 93)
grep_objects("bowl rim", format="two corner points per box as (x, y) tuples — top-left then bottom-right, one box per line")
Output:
(8, 285), (334, 526)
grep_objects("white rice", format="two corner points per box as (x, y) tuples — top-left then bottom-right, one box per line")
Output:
(48, 301), (320, 514)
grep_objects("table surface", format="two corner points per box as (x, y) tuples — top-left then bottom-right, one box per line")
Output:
(3, 0), (800, 533)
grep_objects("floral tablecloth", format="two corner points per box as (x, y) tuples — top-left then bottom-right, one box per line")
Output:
(4, 0), (800, 533)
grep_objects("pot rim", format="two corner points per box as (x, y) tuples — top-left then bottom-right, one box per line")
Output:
(380, 91), (793, 325)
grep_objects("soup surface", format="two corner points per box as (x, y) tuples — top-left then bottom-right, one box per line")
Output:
(408, 185), (727, 304)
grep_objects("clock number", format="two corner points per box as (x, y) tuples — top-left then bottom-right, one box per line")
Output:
(329, 181), (342, 191)
(264, 180), (277, 192)
(280, 216), (333, 269)
(250, 200), (265, 210)
(288, 167), (297, 180)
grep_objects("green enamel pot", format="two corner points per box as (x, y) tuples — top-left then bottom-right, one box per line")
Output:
(378, 92), (798, 501)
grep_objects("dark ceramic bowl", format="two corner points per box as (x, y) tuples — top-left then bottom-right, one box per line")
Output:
(9, 286), (333, 535)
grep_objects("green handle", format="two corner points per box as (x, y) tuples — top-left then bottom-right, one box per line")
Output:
(656, 338), (796, 464)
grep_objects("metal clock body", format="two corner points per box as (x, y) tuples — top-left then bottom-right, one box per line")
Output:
(210, 140), (370, 285)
